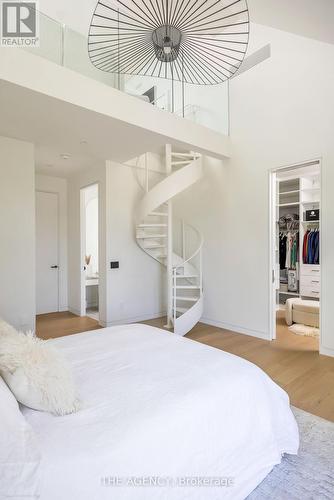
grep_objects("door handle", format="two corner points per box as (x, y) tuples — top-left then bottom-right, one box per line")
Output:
(50, 265), (59, 269)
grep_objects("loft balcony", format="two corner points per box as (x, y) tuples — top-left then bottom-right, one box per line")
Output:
(0, 9), (231, 163)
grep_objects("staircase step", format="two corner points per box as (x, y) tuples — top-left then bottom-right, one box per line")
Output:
(138, 223), (167, 228)
(175, 274), (198, 279)
(171, 153), (200, 158)
(171, 160), (192, 166)
(144, 244), (166, 249)
(174, 296), (197, 302)
(175, 286), (200, 289)
(175, 306), (188, 314)
(148, 212), (168, 217)
(137, 234), (167, 239)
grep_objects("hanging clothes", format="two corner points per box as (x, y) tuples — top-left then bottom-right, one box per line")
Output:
(303, 229), (320, 265)
(285, 233), (292, 269)
(314, 231), (320, 264)
(280, 231), (299, 270)
(291, 233), (299, 269)
(287, 231), (299, 270)
(279, 233), (287, 270)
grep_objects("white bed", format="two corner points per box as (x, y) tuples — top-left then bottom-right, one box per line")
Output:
(22, 324), (299, 500)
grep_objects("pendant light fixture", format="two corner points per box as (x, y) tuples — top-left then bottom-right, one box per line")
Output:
(88, 0), (249, 85)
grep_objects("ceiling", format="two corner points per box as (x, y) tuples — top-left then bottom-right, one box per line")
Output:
(0, 78), (226, 178)
(249, 0), (334, 46)
(0, 80), (166, 177)
(40, 0), (334, 45)
(34, 145), (104, 178)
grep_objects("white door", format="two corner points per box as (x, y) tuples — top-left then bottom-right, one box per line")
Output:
(36, 191), (59, 314)
(269, 172), (279, 340)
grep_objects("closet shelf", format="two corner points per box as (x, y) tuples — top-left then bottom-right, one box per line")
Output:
(279, 190), (300, 195)
(277, 202), (300, 207)
(301, 220), (319, 224)
(278, 291), (300, 296)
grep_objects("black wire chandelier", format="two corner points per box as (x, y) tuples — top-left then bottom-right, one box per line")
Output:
(88, 0), (249, 85)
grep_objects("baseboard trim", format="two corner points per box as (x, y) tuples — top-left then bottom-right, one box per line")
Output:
(200, 317), (270, 340)
(319, 345), (334, 358)
(68, 307), (81, 317)
(100, 311), (166, 328)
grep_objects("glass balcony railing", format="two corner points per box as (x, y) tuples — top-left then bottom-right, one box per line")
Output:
(23, 11), (116, 87)
(21, 9), (229, 135)
(123, 75), (229, 134)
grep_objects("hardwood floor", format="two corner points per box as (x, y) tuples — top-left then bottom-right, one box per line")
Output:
(36, 311), (334, 422)
(36, 312), (101, 339)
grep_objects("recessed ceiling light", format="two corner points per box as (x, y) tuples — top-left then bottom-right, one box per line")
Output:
(80, 139), (88, 145)
(45, 163), (54, 168)
(60, 154), (71, 160)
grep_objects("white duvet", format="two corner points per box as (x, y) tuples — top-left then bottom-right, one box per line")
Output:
(22, 324), (299, 500)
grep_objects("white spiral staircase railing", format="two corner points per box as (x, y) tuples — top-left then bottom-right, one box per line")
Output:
(135, 145), (204, 336)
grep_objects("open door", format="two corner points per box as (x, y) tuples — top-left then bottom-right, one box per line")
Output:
(269, 161), (321, 349)
(80, 184), (99, 320)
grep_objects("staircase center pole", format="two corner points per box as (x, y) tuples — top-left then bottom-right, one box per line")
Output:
(165, 144), (173, 329)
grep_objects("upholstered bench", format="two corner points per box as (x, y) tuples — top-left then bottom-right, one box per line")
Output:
(285, 298), (320, 328)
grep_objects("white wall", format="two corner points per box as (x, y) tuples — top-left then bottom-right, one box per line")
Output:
(174, 23), (334, 355)
(105, 161), (165, 325)
(68, 161), (164, 326)
(0, 136), (35, 331)
(39, 0), (96, 36)
(35, 174), (68, 311)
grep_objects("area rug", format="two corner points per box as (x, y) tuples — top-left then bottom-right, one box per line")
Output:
(289, 323), (320, 337)
(248, 407), (334, 499)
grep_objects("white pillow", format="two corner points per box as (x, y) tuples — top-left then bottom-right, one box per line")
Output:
(0, 375), (40, 498)
(0, 321), (80, 416)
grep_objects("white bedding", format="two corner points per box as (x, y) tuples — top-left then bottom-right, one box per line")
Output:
(22, 324), (299, 500)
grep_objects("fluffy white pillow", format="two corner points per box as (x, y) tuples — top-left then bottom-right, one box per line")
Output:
(0, 375), (40, 498)
(0, 320), (80, 416)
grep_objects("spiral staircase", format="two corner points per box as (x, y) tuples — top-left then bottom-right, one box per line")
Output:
(135, 145), (204, 336)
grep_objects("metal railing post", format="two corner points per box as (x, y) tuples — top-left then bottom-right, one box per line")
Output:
(165, 144), (173, 329)
(145, 153), (149, 193)
(61, 24), (65, 66)
(173, 268), (176, 325)
(200, 247), (203, 294)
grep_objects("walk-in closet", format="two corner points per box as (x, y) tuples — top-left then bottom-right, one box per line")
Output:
(271, 161), (321, 349)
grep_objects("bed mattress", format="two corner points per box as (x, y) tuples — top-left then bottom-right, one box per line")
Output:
(22, 324), (299, 500)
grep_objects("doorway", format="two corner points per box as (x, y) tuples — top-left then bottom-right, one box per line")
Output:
(36, 191), (59, 314)
(270, 160), (321, 351)
(80, 184), (99, 320)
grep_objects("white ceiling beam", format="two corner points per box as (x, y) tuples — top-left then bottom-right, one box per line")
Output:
(231, 44), (271, 79)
